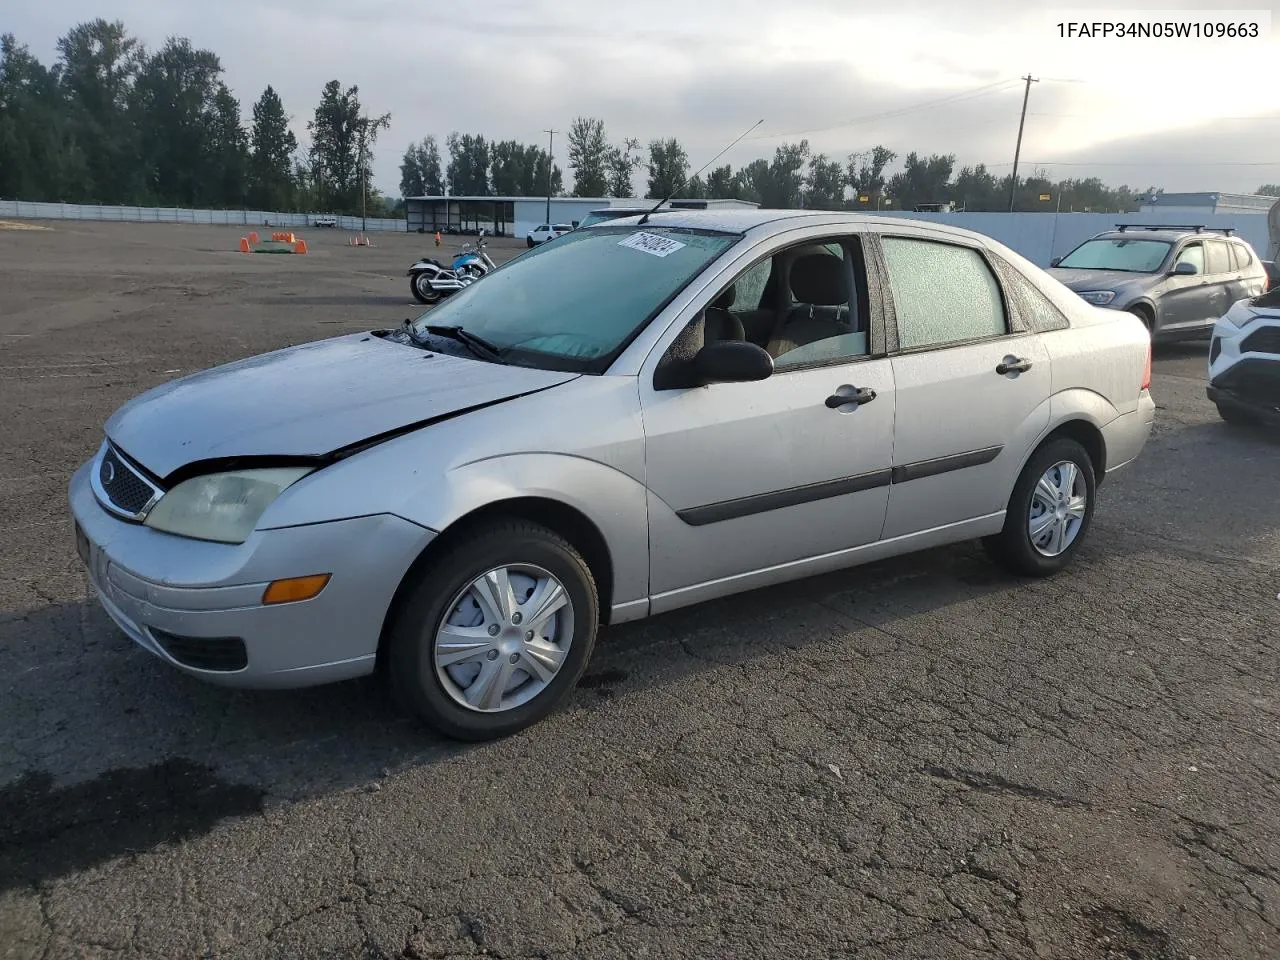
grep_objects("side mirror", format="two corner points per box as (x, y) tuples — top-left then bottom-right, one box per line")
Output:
(1049, 257), (1061, 268)
(693, 340), (774, 384)
(1172, 261), (1197, 276)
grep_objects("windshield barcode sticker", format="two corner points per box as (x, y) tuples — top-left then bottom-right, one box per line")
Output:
(619, 231), (686, 258)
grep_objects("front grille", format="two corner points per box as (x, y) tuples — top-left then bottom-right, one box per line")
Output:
(98, 445), (156, 516)
(1241, 326), (1280, 356)
(150, 630), (248, 672)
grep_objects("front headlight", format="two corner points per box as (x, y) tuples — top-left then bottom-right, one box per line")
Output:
(1078, 290), (1117, 306)
(144, 467), (314, 543)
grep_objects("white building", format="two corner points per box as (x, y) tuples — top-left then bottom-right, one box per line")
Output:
(1137, 191), (1277, 216)
(403, 195), (757, 238)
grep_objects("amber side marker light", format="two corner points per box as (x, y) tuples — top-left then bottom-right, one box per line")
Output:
(262, 574), (331, 605)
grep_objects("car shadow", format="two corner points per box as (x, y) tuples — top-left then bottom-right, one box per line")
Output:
(0, 539), (1027, 892)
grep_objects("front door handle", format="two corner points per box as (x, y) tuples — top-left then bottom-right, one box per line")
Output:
(996, 356), (1032, 376)
(826, 386), (877, 408)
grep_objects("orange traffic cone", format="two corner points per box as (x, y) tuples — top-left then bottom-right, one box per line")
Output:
(294, 239), (308, 255)
(239, 237), (250, 253)
(247, 231), (259, 245)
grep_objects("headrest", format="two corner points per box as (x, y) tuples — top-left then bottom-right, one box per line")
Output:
(713, 286), (736, 310)
(790, 253), (847, 306)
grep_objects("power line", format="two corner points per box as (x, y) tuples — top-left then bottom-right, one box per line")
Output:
(747, 77), (1021, 141)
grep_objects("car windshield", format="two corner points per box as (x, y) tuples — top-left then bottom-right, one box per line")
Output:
(411, 225), (739, 372)
(1057, 238), (1171, 273)
(578, 212), (619, 228)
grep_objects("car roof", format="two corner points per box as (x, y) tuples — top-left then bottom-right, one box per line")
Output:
(578, 208), (995, 243)
(1090, 228), (1246, 243)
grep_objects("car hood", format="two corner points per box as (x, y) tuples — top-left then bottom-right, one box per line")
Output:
(1046, 267), (1151, 292)
(105, 333), (579, 480)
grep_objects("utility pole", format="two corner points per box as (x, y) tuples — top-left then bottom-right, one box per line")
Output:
(1008, 74), (1038, 212)
(544, 128), (557, 223)
(359, 131), (367, 232)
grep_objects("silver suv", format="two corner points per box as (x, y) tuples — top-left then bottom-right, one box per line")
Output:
(1048, 225), (1268, 342)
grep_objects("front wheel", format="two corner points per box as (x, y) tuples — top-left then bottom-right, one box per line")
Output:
(1216, 402), (1255, 427)
(526, 236), (535, 248)
(983, 437), (1097, 577)
(410, 271), (442, 304)
(386, 520), (599, 740)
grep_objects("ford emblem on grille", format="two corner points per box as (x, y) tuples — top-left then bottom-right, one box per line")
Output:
(94, 443), (161, 519)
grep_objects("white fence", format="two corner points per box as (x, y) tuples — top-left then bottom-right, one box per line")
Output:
(2, 199), (1273, 263)
(871, 210), (1273, 267)
(0, 199), (405, 233)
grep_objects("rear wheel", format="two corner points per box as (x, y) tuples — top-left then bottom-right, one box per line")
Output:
(983, 437), (1096, 577)
(386, 520), (599, 740)
(411, 271), (441, 304)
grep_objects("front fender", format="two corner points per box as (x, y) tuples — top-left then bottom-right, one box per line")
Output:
(422, 453), (651, 611)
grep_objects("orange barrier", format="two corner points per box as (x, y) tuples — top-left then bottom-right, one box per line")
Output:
(239, 237), (250, 253)
(293, 239), (308, 255)
(247, 231), (260, 245)
(271, 231), (297, 243)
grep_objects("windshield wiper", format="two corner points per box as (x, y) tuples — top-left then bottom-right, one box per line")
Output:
(423, 324), (505, 363)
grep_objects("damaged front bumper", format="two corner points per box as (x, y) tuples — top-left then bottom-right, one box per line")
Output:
(1207, 358), (1280, 426)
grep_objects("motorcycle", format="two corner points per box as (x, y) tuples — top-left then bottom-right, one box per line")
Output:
(408, 235), (497, 304)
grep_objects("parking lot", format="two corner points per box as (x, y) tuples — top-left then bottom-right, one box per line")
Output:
(2, 219), (1280, 959)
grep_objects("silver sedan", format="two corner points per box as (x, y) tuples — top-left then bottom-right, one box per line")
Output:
(69, 210), (1156, 739)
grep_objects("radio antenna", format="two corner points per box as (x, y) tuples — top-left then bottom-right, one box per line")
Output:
(637, 119), (764, 225)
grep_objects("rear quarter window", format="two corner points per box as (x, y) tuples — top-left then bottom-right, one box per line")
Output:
(990, 256), (1071, 333)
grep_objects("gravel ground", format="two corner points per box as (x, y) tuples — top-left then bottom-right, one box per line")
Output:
(2, 220), (1279, 960)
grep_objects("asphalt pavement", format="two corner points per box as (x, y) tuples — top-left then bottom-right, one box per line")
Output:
(2, 221), (1279, 960)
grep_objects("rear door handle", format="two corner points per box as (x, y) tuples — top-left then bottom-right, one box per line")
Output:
(826, 387), (876, 408)
(996, 357), (1032, 375)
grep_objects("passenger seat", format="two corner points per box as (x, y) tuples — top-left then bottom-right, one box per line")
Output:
(766, 254), (858, 361)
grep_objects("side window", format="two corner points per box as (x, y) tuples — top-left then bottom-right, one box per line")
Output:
(881, 237), (1007, 349)
(1205, 240), (1231, 275)
(768, 238), (870, 369)
(1233, 243), (1254, 269)
(996, 260), (1070, 333)
(653, 236), (871, 388)
(1175, 243), (1204, 274)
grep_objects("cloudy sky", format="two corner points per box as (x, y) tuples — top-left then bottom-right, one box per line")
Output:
(11, 0), (1280, 196)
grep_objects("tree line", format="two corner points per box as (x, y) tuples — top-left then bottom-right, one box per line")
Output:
(0, 20), (395, 215)
(402, 115), (1170, 214)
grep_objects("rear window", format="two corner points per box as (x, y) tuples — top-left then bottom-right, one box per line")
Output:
(1233, 243), (1254, 269)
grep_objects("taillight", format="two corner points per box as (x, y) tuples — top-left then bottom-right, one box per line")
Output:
(1141, 340), (1152, 392)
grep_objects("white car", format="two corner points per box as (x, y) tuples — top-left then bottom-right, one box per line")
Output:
(1208, 287), (1280, 426)
(313, 215), (338, 228)
(526, 223), (573, 247)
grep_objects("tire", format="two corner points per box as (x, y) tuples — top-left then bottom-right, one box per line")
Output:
(982, 437), (1097, 578)
(1128, 305), (1153, 333)
(1216, 402), (1255, 427)
(410, 271), (441, 304)
(386, 519), (599, 740)
(526, 237), (535, 248)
